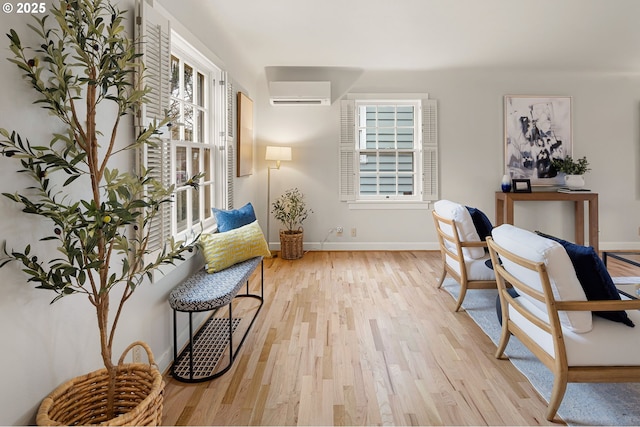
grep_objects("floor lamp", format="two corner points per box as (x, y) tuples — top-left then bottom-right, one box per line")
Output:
(265, 146), (292, 251)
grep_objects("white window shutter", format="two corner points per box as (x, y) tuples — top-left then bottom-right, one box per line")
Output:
(224, 74), (235, 209)
(422, 99), (438, 201)
(135, 0), (171, 250)
(339, 99), (356, 201)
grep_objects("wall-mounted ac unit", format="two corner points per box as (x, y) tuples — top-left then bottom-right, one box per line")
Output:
(269, 81), (331, 106)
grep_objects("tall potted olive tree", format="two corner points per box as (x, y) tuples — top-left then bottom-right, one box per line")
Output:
(0, 0), (197, 424)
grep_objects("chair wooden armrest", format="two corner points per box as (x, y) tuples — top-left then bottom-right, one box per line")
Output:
(460, 241), (488, 248)
(555, 299), (640, 311)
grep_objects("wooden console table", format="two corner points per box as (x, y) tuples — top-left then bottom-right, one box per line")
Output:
(495, 191), (599, 253)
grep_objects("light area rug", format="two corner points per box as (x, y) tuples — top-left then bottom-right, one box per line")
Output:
(612, 277), (640, 285)
(442, 277), (640, 426)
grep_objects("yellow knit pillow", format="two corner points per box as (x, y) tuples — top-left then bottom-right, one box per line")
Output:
(199, 220), (271, 273)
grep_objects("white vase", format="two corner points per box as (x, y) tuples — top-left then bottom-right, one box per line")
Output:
(564, 174), (585, 189)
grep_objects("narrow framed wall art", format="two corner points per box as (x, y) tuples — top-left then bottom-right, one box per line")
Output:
(237, 92), (254, 177)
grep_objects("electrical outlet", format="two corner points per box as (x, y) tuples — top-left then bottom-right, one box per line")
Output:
(132, 346), (142, 363)
(351, 227), (357, 237)
(336, 226), (343, 236)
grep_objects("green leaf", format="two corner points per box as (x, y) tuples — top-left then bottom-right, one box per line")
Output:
(63, 175), (80, 186)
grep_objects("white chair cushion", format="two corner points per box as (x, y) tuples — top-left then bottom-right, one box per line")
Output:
(509, 297), (640, 366)
(446, 253), (495, 281)
(492, 224), (592, 333)
(434, 200), (484, 259)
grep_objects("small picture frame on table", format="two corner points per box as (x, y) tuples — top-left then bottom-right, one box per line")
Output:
(512, 179), (532, 193)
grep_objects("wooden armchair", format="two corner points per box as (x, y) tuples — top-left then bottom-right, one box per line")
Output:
(487, 224), (640, 421)
(432, 208), (496, 311)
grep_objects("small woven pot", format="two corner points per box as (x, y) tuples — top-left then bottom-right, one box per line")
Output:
(279, 230), (303, 260)
(36, 341), (164, 426)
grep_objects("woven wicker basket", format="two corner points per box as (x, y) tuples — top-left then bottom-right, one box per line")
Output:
(36, 341), (164, 426)
(279, 230), (303, 260)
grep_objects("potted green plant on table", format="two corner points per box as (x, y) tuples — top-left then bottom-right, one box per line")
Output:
(551, 155), (591, 189)
(0, 1), (198, 425)
(271, 188), (313, 260)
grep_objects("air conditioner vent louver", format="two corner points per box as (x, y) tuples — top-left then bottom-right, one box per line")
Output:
(269, 81), (331, 106)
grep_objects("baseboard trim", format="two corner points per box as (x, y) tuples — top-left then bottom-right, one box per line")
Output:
(266, 241), (640, 252)
(268, 241), (440, 251)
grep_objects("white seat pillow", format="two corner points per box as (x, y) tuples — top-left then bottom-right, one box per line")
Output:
(434, 200), (484, 259)
(492, 224), (592, 333)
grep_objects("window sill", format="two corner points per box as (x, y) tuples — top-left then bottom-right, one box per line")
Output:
(175, 223), (217, 243)
(347, 201), (432, 210)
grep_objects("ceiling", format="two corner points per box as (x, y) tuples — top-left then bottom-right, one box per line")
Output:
(160, 0), (640, 74)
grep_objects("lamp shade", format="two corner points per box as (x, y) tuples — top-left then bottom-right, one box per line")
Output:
(265, 146), (292, 162)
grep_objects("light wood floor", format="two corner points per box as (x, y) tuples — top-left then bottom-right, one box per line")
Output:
(161, 251), (637, 426)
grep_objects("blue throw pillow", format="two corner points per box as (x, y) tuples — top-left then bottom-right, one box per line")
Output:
(466, 206), (493, 241)
(213, 202), (257, 233)
(535, 231), (634, 327)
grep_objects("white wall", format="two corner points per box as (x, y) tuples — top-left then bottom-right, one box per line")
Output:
(256, 69), (640, 251)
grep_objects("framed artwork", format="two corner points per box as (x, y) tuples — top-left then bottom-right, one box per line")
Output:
(512, 179), (532, 193)
(237, 92), (254, 177)
(504, 95), (572, 186)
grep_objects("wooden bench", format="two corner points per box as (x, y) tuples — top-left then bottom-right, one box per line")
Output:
(168, 256), (264, 382)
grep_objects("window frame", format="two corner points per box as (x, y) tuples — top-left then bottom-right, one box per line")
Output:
(339, 94), (439, 208)
(170, 34), (225, 241)
(355, 100), (422, 201)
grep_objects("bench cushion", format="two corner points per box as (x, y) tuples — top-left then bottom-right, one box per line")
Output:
(200, 220), (270, 273)
(169, 256), (262, 312)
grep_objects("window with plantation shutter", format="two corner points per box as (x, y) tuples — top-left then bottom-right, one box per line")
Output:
(136, 0), (231, 247)
(224, 75), (235, 210)
(135, 0), (171, 251)
(422, 99), (438, 200)
(168, 46), (221, 238)
(339, 95), (438, 203)
(339, 99), (356, 201)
